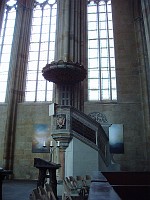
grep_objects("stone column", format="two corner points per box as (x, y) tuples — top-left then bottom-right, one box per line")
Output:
(56, 145), (61, 180)
(55, 0), (87, 63)
(42, 0), (87, 180)
(141, 0), (150, 63)
(53, 0), (87, 111)
(0, 0), (5, 31)
(4, 0), (34, 171)
(132, 0), (149, 170)
(59, 148), (66, 180)
(140, 0), (150, 170)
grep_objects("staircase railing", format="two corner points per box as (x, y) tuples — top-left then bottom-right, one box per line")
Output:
(52, 105), (110, 166)
(71, 107), (109, 165)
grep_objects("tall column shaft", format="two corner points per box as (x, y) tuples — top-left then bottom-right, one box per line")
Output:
(140, 0), (150, 170)
(53, 0), (87, 111)
(59, 148), (66, 180)
(4, 0), (34, 170)
(55, 0), (87, 65)
(0, 0), (5, 31)
(141, 0), (150, 59)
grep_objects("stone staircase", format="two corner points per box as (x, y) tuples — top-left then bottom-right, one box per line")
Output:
(51, 105), (117, 172)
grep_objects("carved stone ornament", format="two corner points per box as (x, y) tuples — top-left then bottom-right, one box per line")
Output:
(56, 115), (66, 128)
(88, 112), (108, 124)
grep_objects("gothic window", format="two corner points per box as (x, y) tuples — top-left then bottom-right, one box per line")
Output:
(25, 0), (57, 102)
(87, 0), (117, 101)
(0, 0), (17, 102)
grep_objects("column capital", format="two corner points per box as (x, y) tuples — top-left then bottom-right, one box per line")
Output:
(52, 135), (72, 150)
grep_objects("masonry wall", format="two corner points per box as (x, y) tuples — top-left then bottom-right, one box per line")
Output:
(0, 105), (7, 167)
(85, 0), (149, 171)
(0, 0), (150, 180)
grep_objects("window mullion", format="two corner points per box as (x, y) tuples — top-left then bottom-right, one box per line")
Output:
(0, 9), (9, 62)
(35, 6), (44, 101)
(97, 2), (102, 101)
(47, 5), (52, 63)
(45, 5), (53, 101)
(105, 1), (112, 100)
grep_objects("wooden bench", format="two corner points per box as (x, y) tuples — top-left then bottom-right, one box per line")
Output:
(102, 172), (150, 200)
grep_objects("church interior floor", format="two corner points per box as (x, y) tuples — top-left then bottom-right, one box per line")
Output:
(2, 180), (37, 200)
(2, 179), (62, 200)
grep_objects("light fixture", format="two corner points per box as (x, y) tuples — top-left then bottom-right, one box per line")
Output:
(43, 140), (60, 162)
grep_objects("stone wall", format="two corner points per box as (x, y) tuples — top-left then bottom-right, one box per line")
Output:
(13, 103), (51, 179)
(84, 103), (147, 171)
(85, 0), (149, 171)
(0, 0), (150, 180)
(0, 104), (7, 167)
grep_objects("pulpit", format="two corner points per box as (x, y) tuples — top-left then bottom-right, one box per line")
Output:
(34, 158), (61, 199)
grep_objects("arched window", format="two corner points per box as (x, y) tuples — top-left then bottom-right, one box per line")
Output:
(25, 0), (57, 102)
(87, 0), (117, 101)
(0, 0), (17, 102)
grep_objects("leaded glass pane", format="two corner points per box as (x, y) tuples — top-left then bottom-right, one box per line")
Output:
(25, 1), (57, 102)
(88, 0), (117, 101)
(0, 2), (16, 102)
(88, 90), (99, 100)
(25, 92), (36, 101)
